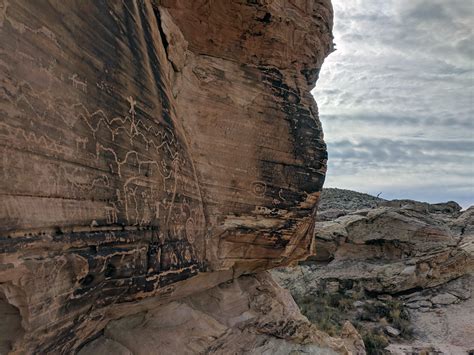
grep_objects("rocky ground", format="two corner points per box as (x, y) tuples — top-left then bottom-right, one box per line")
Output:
(272, 188), (474, 355)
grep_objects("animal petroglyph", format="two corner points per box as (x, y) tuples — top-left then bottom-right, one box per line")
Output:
(69, 73), (87, 93)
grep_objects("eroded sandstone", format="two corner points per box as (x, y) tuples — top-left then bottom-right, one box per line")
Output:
(0, 0), (333, 352)
(273, 189), (474, 354)
(78, 272), (363, 355)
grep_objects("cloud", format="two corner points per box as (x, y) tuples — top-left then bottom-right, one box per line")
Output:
(313, 0), (474, 207)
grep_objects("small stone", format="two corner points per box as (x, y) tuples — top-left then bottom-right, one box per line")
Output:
(377, 294), (393, 302)
(405, 294), (427, 303)
(401, 265), (416, 275)
(431, 293), (458, 305)
(406, 300), (432, 309)
(353, 301), (365, 308)
(385, 326), (401, 337)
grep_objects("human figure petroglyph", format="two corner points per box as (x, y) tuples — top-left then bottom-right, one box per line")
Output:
(123, 183), (138, 224)
(75, 137), (88, 151)
(104, 204), (118, 224)
(155, 198), (168, 219)
(140, 194), (153, 226)
(127, 96), (137, 115)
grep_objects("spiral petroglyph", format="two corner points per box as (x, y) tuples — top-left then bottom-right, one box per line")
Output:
(251, 181), (267, 197)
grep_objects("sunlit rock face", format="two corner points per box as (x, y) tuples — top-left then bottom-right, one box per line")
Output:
(0, 0), (333, 352)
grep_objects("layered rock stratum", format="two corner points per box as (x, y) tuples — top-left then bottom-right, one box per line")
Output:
(273, 188), (474, 354)
(0, 0), (339, 353)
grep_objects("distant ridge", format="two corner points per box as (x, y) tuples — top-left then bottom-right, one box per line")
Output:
(319, 187), (386, 212)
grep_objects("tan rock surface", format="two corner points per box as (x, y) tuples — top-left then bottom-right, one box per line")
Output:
(272, 189), (474, 354)
(289, 206), (473, 294)
(0, 0), (333, 352)
(78, 272), (360, 355)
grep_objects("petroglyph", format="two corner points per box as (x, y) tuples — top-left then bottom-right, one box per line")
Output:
(75, 137), (88, 151)
(278, 188), (287, 201)
(127, 96), (137, 115)
(104, 204), (118, 224)
(0, 1), (334, 352)
(0, 0), (7, 28)
(0, 121), (72, 156)
(251, 181), (267, 197)
(69, 74), (87, 93)
(185, 217), (196, 244)
(1, 65), (203, 253)
(0, 0), (60, 47)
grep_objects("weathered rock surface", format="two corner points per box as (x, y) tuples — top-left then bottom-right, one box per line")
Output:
(0, 0), (334, 353)
(311, 207), (471, 294)
(273, 188), (474, 354)
(386, 275), (474, 355)
(78, 272), (363, 355)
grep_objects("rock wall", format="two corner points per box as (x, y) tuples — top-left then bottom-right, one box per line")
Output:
(78, 272), (363, 355)
(273, 189), (474, 354)
(0, 0), (333, 352)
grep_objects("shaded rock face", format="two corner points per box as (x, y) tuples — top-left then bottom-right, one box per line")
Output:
(0, 0), (333, 353)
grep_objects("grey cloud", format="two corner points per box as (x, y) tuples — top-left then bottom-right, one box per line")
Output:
(322, 113), (474, 129)
(315, 0), (473, 206)
(328, 138), (474, 165)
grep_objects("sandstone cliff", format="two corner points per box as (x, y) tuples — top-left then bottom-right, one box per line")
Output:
(0, 0), (335, 353)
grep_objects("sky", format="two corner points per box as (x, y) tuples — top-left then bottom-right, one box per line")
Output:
(313, 0), (474, 208)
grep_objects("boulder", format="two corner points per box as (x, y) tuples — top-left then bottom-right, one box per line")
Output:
(385, 326), (401, 337)
(431, 293), (458, 306)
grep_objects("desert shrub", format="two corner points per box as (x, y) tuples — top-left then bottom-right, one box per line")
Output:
(362, 331), (389, 355)
(386, 301), (413, 338)
(357, 299), (412, 338)
(350, 289), (365, 301)
(296, 291), (356, 335)
(296, 288), (413, 353)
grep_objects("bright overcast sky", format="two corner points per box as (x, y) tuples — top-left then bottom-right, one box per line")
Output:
(313, 0), (474, 208)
